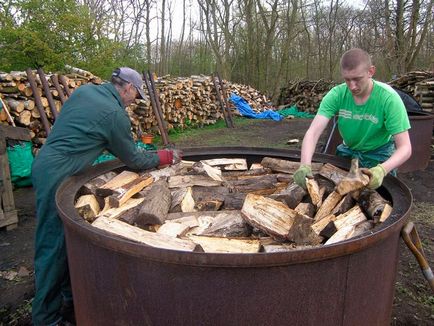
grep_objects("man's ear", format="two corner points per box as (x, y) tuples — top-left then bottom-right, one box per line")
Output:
(368, 65), (376, 77)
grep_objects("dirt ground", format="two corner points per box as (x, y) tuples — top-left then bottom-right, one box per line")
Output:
(0, 118), (433, 325)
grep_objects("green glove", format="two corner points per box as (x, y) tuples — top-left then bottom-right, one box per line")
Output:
(367, 164), (386, 189)
(293, 164), (313, 189)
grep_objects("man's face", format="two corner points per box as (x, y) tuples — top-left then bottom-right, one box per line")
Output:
(341, 64), (375, 97)
(122, 83), (139, 107)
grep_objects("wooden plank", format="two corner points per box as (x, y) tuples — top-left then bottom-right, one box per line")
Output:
(92, 216), (200, 252)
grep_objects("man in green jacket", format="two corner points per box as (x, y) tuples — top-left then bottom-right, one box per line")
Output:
(31, 67), (180, 325)
(294, 48), (412, 189)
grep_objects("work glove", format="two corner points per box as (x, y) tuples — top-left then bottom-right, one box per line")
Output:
(293, 164), (313, 189)
(363, 164), (386, 189)
(157, 149), (183, 166)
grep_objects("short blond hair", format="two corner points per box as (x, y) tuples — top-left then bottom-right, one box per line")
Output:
(340, 48), (372, 70)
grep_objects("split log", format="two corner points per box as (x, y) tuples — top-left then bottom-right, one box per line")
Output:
(325, 220), (373, 245)
(170, 188), (188, 212)
(96, 170), (140, 197)
(92, 216), (200, 252)
(75, 194), (101, 222)
(129, 180), (171, 226)
(197, 211), (252, 237)
(156, 222), (191, 238)
(241, 194), (322, 244)
(79, 171), (117, 196)
(200, 158), (248, 171)
(222, 167), (272, 180)
(168, 175), (222, 188)
(222, 192), (247, 210)
(319, 163), (347, 185)
(314, 191), (343, 221)
(192, 186), (228, 211)
(269, 183), (306, 209)
(229, 174), (279, 195)
(191, 161), (223, 181)
(108, 174), (153, 208)
(181, 187), (196, 212)
(261, 157), (322, 174)
(311, 214), (336, 236)
(331, 194), (355, 216)
(336, 159), (369, 195)
(188, 235), (260, 253)
(334, 205), (367, 230)
(294, 202), (316, 218)
(98, 197), (145, 221)
(306, 178), (322, 207)
(358, 189), (392, 223)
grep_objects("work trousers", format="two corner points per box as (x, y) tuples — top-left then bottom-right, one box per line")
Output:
(31, 157), (73, 326)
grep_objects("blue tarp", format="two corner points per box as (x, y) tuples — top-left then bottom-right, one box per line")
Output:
(229, 94), (283, 121)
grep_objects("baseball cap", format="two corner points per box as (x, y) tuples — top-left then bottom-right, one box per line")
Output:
(112, 67), (145, 99)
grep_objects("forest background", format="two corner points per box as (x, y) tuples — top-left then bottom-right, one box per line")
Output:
(0, 0), (433, 101)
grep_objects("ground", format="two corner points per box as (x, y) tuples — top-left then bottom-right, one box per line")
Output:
(0, 117), (433, 325)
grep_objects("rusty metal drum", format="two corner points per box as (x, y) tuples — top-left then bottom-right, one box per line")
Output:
(56, 147), (413, 326)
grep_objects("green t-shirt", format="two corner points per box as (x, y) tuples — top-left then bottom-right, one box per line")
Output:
(318, 80), (410, 152)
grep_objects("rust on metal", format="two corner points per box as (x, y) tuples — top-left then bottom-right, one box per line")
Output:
(56, 147), (413, 326)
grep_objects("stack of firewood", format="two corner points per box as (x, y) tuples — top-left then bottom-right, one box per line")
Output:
(0, 69), (271, 146)
(388, 71), (434, 113)
(75, 157), (392, 253)
(276, 79), (336, 114)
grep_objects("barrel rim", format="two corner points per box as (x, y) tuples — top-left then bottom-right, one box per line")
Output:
(56, 146), (413, 267)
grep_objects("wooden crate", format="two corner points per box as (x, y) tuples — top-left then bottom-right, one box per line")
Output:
(0, 125), (31, 230)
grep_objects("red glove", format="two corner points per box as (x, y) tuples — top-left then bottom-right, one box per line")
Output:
(157, 149), (173, 166)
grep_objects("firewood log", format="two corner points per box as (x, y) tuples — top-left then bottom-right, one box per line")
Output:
(187, 235), (260, 253)
(261, 157), (322, 174)
(269, 183), (306, 209)
(95, 170), (140, 197)
(358, 189), (392, 223)
(306, 178), (322, 207)
(197, 211), (252, 237)
(314, 191), (343, 222)
(200, 158), (248, 171)
(294, 202), (316, 218)
(319, 163), (347, 185)
(75, 194), (101, 222)
(336, 159), (369, 195)
(168, 175), (222, 188)
(108, 174), (153, 208)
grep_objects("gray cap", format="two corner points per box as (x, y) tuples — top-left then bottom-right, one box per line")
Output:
(112, 67), (145, 99)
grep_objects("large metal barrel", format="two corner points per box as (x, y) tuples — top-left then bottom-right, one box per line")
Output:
(56, 147), (413, 326)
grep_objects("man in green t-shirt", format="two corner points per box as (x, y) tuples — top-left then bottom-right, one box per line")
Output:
(294, 48), (412, 190)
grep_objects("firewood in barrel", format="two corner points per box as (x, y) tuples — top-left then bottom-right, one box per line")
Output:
(261, 243), (298, 253)
(358, 189), (392, 223)
(123, 179), (172, 226)
(241, 194), (322, 244)
(336, 159), (369, 195)
(78, 171), (118, 197)
(325, 219), (373, 245)
(192, 186), (228, 211)
(316, 175), (336, 198)
(97, 197), (145, 222)
(331, 194), (355, 216)
(168, 175), (222, 188)
(311, 214), (336, 236)
(294, 202), (316, 218)
(319, 163), (347, 185)
(156, 221), (191, 238)
(222, 167), (272, 180)
(222, 192), (247, 210)
(334, 205), (367, 231)
(170, 187), (188, 213)
(75, 194), (101, 222)
(95, 170), (140, 197)
(314, 191), (343, 222)
(268, 183), (306, 209)
(197, 211), (252, 237)
(261, 157), (322, 174)
(230, 174), (279, 195)
(306, 178), (322, 207)
(200, 158), (248, 171)
(181, 187), (196, 212)
(92, 216), (200, 252)
(187, 235), (260, 253)
(108, 174), (153, 208)
(191, 161), (223, 181)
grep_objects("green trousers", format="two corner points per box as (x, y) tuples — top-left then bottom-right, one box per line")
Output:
(336, 141), (397, 176)
(31, 156), (73, 326)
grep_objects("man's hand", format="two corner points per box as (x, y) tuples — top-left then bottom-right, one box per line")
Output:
(293, 164), (313, 189)
(362, 164), (386, 189)
(157, 149), (183, 166)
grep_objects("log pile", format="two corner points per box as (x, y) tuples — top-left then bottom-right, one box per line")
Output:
(388, 71), (434, 113)
(75, 157), (392, 253)
(0, 69), (271, 146)
(276, 79), (336, 114)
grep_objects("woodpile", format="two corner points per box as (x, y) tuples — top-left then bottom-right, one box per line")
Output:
(75, 157), (392, 253)
(0, 69), (271, 147)
(276, 79), (336, 114)
(388, 71), (434, 113)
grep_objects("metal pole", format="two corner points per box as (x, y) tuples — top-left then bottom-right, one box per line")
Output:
(147, 71), (170, 145)
(50, 74), (67, 104)
(58, 75), (72, 97)
(25, 68), (51, 135)
(37, 68), (59, 120)
(212, 74), (230, 128)
(217, 73), (234, 128)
